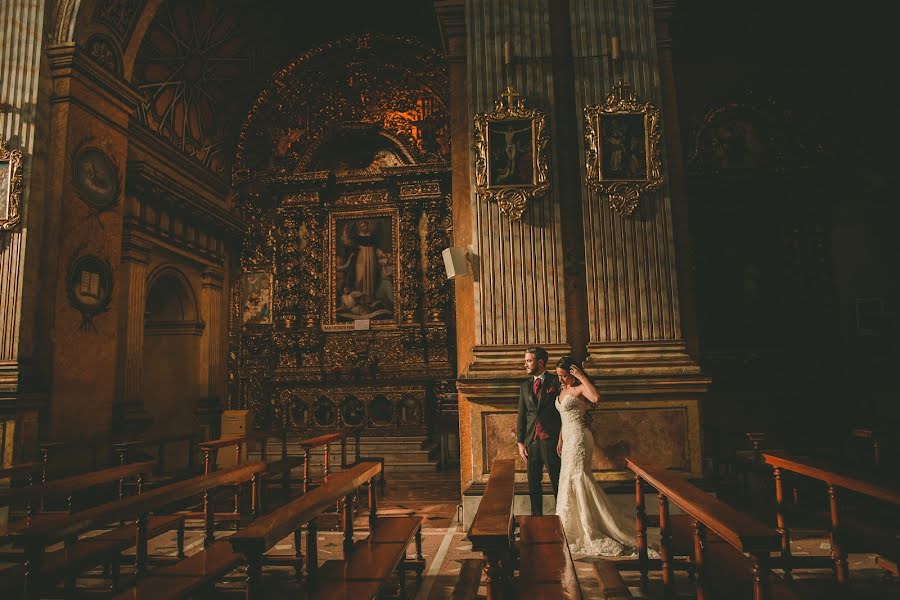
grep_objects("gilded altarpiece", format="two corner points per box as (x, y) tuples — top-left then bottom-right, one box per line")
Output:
(227, 36), (454, 435)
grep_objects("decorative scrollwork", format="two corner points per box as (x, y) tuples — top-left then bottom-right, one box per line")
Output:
(584, 81), (663, 216)
(0, 138), (24, 231)
(474, 86), (550, 220)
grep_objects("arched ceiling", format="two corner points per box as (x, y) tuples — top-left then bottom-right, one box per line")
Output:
(58, 0), (444, 179)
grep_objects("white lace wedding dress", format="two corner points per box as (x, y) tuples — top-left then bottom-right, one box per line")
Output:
(555, 393), (642, 557)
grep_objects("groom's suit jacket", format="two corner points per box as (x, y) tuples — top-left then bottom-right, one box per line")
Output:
(516, 372), (563, 444)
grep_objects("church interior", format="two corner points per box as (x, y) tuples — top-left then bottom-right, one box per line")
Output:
(0, 0), (897, 598)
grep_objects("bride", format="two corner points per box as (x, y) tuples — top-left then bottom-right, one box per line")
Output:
(554, 356), (647, 557)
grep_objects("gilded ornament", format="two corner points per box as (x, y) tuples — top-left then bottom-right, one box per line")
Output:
(0, 137), (24, 231)
(584, 81), (663, 216)
(473, 86), (550, 220)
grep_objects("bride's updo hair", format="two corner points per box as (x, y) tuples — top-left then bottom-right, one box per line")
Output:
(556, 355), (581, 371)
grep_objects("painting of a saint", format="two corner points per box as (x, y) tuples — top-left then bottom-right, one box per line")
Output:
(241, 272), (272, 325)
(488, 119), (534, 186)
(332, 212), (397, 324)
(599, 113), (648, 180)
(0, 160), (9, 220)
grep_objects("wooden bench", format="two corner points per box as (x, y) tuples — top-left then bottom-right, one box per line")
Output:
(593, 558), (633, 599)
(229, 460), (422, 599)
(0, 462), (45, 516)
(113, 433), (200, 480)
(516, 515), (581, 600)
(0, 460), (158, 551)
(763, 452), (900, 582)
(467, 458), (515, 600)
(6, 460), (267, 599)
(111, 539), (243, 600)
(298, 425), (365, 493)
(627, 458), (782, 600)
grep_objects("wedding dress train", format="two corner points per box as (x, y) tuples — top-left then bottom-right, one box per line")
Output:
(555, 393), (650, 557)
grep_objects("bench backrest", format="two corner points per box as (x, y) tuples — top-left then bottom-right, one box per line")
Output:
(468, 459), (515, 552)
(763, 452), (900, 505)
(229, 460), (382, 554)
(0, 460), (155, 506)
(627, 459), (778, 554)
(10, 460), (267, 547)
(0, 461), (43, 480)
(298, 425), (363, 450)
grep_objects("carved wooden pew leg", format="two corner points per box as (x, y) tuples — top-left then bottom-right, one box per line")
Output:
(483, 549), (510, 600)
(293, 529), (304, 581)
(398, 556), (408, 600)
(23, 542), (44, 600)
(658, 493), (675, 598)
(369, 476), (378, 529)
(827, 485), (849, 583)
(177, 520), (185, 559)
(343, 493), (354, 556)
(136, 513), (149, 576)
(245, 552), (263, 600)
(693, 519), (707, 600)
(307, 518), (319, 584)
(303, 448), (311, 494)
(751, 552), (772, 600)
(635, 474), (650, 590)
(415, 526), (424, 584)
(204, 490), (215, 548)
(773, 467), (793, 582)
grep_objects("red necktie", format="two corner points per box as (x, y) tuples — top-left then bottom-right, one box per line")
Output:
(533, 377), (541, 398)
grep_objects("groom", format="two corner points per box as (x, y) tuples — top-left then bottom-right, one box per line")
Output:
(516, 346), (562, 516)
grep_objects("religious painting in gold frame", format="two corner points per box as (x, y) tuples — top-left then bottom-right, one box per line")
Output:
(474, 86), (549, 220)
(324, 208), (400, 331)
(0, 138), (24, 231)
(584, 83), (663, 216)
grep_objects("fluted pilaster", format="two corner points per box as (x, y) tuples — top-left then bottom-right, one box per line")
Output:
(201, 268), (225, 400)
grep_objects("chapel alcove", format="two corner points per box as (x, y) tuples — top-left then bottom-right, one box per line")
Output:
(141, 268), (205, 465)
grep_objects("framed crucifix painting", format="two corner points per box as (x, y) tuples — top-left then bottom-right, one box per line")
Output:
(474, 86), (550, 220)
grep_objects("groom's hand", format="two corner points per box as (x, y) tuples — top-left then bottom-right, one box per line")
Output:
(517, 442), (528, 461)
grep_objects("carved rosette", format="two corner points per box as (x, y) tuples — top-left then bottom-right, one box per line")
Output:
(473, 87), (550, 220)
(398, 204), (422, 325)
(584, 82), (663, 216)
(423, 195), (451, 322)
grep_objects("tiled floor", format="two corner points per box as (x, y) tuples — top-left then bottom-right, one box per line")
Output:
(3, 471), (898, 598)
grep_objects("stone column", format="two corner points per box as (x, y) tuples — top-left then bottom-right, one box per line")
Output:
(115, 235), (153, 434)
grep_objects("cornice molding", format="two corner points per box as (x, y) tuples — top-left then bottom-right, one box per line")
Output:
(126, 161), (244, 238)
(46, 43), (142, 113)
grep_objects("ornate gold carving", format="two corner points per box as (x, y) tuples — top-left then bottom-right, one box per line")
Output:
(400, 182), (441, 198)
(398, 205), (421, 325)
(272, 384), (426, 431)
(282, 191), (319, 206)
(474, 86), (550, 220)
(584, 81), (663, 216)
(0, 137), (24, 231)
(423, 196), (451, 322)
(335, 190), (390, 206)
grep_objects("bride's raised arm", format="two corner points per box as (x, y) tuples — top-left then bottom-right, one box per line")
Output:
(571, 365), (600, 404)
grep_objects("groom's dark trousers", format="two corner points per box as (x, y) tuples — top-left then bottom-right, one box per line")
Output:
(517, 372), (562, 516)
(527, 437), (561, 515)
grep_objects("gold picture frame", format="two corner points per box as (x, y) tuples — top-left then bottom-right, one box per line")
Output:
(474, 86), (550, 220)
(1, 137), (24, 231)
(584, 82), (663, 216)
(324, 208), (400, 331)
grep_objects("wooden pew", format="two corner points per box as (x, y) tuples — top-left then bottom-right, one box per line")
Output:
(0, 462), (43, 515)
(299, 425), (366, 493)
(516, 515), (581, 600)
(763, 452), (900, 582)
(0, 460), (157, 546)
(467, 458), (515, 600)
(627, 459), (782, 600)
(113, 433), (200, 478)
(229, 460), (421, 599)
(5, 461), (267, 599)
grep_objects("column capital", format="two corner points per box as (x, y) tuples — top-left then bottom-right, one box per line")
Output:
(121, 236), (153, 265)
(202, 268), (225, 290)
(434, 0), (467, 61)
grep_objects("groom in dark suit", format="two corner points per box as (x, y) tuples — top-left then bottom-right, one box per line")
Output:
(516, 346), (563, 516)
